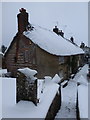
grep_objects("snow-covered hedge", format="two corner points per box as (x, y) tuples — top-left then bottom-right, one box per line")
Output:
(77, 75), (88, 118)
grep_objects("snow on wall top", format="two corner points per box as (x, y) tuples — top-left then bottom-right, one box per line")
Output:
(78, 84), (88, 118)
(52, 74), (62, 83)
(77, 75), (88, 86)
(2, 76), (59, 118)
(18, 67), (37, 81)
(0, 69), (7, 76)
(24, 25), (84, 56)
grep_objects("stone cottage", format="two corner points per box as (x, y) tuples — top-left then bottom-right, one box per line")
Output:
(4, 8), (84, 80)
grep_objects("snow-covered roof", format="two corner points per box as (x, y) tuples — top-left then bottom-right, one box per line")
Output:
(24, 25), (84, 56)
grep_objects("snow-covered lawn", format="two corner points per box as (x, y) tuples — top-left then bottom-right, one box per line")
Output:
(55, 64), (88, 119)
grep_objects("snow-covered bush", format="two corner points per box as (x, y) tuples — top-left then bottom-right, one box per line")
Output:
(52, 74), (62, 84)
(77, 75), (88, 86)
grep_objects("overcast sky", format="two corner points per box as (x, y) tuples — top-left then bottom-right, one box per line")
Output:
(2, 2), (88, 47)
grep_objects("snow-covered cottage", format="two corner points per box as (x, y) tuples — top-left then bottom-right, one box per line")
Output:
(4, 8), (84, 80)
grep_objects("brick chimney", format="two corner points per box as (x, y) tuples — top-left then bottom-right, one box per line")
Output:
(53, 26), (64, 37)
(53, 26), (59, 35)
(17, 8), (29, 33)
(58, 30), (64, 37)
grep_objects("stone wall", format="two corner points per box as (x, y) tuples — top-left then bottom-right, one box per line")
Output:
(17, 71), (38, 106)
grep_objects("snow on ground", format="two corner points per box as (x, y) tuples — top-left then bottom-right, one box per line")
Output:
(24, 24), (84, 56)
(0, 69), (7, 77)
(2, 65), (88, 119)
(55, 64), (88, 119)
(55, 80), (77, 118)
(2, 77), (59, 118)
(0, 52), (3, 55)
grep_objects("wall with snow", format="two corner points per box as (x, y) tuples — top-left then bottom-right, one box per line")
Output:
(46, 92), (61, 119)
(78, 84), (88, 118)
(2, 77), (16, 116)
(0, 78), (2, 119)
(2, 76), (61, 118)
(77, 75), (88, 119)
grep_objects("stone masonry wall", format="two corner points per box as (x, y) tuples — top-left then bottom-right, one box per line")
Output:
(17, 71), (38, 106)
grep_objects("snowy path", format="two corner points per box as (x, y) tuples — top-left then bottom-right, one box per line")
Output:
(55, 64), (88, 119)
(55, 80), (77, 119)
